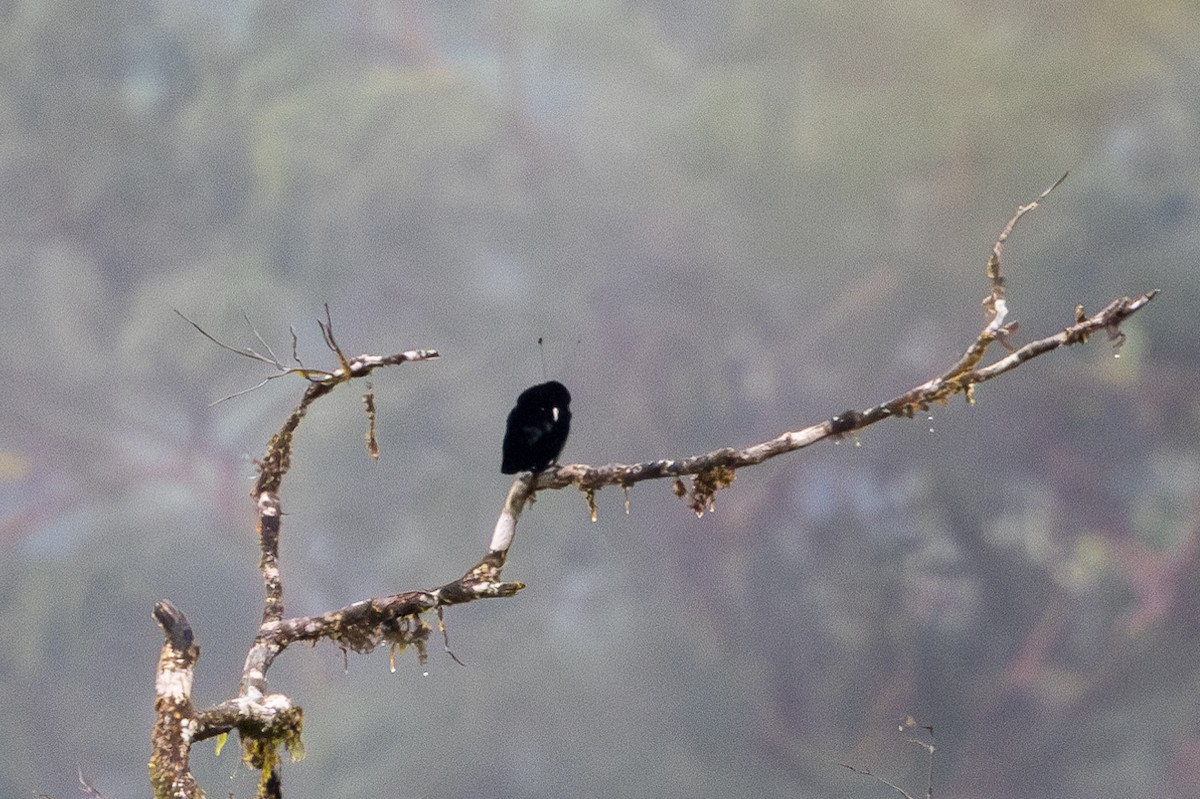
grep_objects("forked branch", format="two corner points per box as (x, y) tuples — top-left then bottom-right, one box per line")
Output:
(150, 182), (1157, 799)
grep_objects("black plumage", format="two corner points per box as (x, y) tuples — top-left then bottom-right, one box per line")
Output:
(501, 380), (572, 474)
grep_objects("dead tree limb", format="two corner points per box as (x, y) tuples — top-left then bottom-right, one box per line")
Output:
(485, 176), (1156, 562)
(149, 601), (202, 799)
(149, 181), (1157, 799)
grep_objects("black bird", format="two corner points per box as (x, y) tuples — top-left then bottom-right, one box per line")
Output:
(501, 380), (572, 474)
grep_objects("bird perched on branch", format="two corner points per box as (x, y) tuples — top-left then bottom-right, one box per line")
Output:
(501, 380), (572, 474)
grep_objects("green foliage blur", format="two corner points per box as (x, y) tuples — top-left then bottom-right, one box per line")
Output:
(1, 1), (1197, 797)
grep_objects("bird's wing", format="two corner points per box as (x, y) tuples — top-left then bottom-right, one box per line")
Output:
(521, 421), (550, 445)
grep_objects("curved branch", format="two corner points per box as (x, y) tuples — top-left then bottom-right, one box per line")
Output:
(252, 346), (440, 626)
(526, 291), (1156, 493)
(479, 177), (1154, 568)
(152, 181), (1158, 798)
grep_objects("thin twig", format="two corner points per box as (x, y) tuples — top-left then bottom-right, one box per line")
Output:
(174, 308), (280, 366)
(436, 606), (467, 667)
(175, 309), (341, 405)
(838, 763), (916, 799)
(984, 171), (1068, 335)
(78, 766), (106, 798)
(243, 308), (282, 366)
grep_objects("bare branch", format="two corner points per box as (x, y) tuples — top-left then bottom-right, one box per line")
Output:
(157, 182), (1157, 798)
(838, 762), (916, 799)
(492, 291), (1156, 506)
(174, 308), (280, 367)
(78, 766), (106, 799)
(436, 606), (468, 667)
(839, 717), (937, 799)
(481, 178), (1154, 573)
(175, 309), (342, 405)
(317, 302), (353, 377)
(243, 309), (282, 366)
(984, 171), (1068, 336)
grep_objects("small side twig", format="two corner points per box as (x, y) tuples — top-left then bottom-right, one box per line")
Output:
(984, 171), (1068, 339)
(839, 717), (937, 799)
(78, 766), (106, 799)
(173, 309), (340, 405)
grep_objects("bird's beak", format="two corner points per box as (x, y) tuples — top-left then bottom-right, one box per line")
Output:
(552, 407), (559, 422)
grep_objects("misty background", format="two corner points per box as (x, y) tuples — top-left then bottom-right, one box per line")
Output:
(1, 1), (1198, 797)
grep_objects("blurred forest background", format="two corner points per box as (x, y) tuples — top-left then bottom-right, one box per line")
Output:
(1, 1), (1197, 797)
